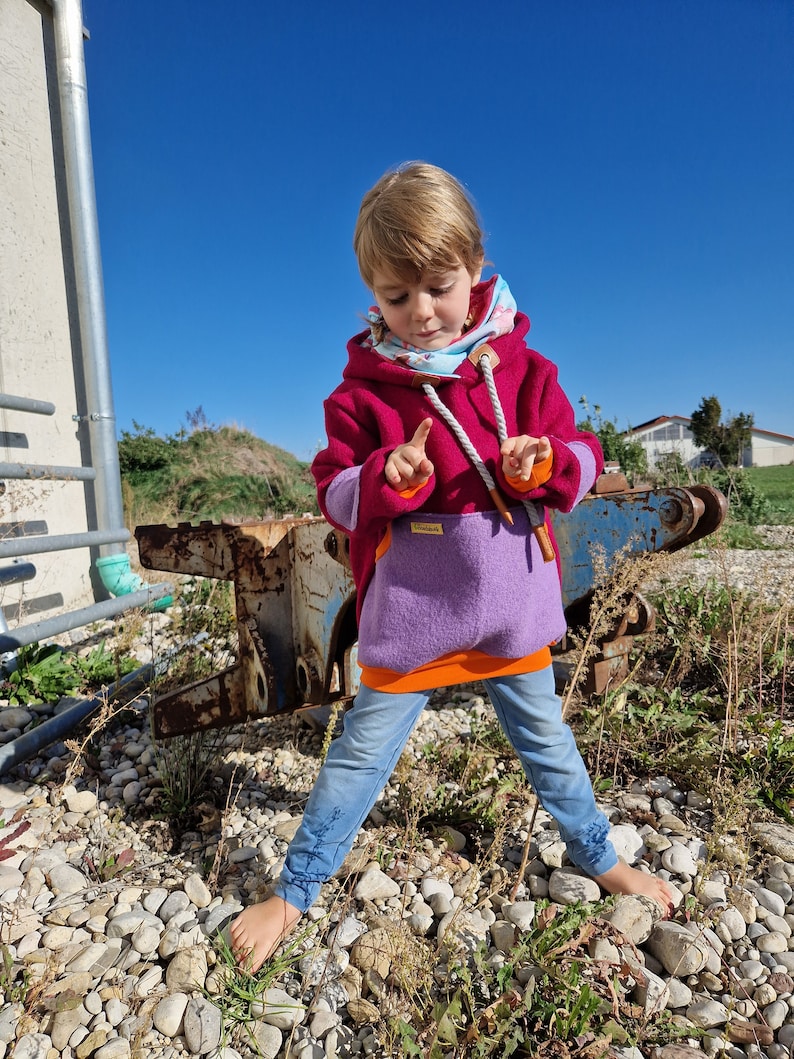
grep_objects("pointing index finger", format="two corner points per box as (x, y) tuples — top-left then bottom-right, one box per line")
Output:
(411, 417), (433, 449)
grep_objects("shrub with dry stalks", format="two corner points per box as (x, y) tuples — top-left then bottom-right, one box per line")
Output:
(572, 530), (793, 821)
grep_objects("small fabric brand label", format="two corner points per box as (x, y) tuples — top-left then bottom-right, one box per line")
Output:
(410, 522), (443, 535)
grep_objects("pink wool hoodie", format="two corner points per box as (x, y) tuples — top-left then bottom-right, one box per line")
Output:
(311, 278), (603, 689)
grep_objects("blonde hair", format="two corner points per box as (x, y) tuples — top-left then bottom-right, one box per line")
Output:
(353, 162), (485, 289)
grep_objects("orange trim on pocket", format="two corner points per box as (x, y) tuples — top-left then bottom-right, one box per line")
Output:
(374, 524), (392, 561)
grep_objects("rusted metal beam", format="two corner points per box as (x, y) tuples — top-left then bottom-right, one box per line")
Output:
(136, 516), (357, 738)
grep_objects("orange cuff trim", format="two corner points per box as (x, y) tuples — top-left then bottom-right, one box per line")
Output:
(397, 480), (430, 499)
(360, 646), (552, 694)
(505, 451), (554, 492)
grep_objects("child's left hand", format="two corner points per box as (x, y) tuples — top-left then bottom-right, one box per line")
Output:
(501, 434), (551, 481)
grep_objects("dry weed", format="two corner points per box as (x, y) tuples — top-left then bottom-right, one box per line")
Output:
(61, 681), (150, 789)
(562, 547), (675, 715)
(700, 775), (754, 882)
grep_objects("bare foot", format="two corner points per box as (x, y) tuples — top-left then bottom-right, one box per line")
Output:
(230, 895), (302, 973)
(594, 861), (673, 917)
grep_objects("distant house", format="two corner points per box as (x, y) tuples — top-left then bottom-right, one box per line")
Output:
(627, 416), (794, 469)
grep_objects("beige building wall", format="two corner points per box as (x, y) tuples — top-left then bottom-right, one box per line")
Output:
(632, 419), (702, 470)
(633, 418), (794, 470)
(750, 435), (794, 468)
(0, 0), (96, 623)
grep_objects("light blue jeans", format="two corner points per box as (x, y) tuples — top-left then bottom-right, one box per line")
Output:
(274, 666), (617, 912)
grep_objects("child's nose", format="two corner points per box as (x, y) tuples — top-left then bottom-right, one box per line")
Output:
(411, 292), (434, 320)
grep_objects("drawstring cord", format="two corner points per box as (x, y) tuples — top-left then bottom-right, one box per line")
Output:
(420, 350), (556, 562)
(420, 383), (515, 525)
(478, 353), (556, 562)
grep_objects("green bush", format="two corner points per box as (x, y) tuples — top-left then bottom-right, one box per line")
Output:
(118, 420), (318, 524)
(576, 397), (648, 483)
(0, 642), (138, 705)
(118, 421), (178, 479)
(712, 468), (772, 526)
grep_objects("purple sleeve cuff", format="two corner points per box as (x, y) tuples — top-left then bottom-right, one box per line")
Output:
(569, 441), (598, 506)
(325, 466), (362, 531)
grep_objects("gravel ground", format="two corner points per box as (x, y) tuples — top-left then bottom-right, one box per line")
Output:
(0, 527), (793, 1059)
(667, 527), (794, 603)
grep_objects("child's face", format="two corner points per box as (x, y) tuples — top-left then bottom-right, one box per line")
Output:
(371, 263), (481, 350)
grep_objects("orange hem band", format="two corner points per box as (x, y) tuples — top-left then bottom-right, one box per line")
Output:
(359, 646), (552, 694)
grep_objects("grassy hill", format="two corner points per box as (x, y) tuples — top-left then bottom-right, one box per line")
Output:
(119, 419), (318, 527)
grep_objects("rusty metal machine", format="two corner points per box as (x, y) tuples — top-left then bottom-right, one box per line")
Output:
(553, 478), (727, 693)
(136, 479), (727, 738)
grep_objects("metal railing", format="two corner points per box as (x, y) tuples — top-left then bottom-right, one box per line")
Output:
(0, 387), (171, 653)
(0, 462), (97, 481)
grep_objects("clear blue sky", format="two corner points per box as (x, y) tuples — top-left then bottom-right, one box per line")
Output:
(81, 0), (793, 462)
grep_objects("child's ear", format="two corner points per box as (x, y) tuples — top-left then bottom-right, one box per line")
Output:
(471, 257), (484, 285)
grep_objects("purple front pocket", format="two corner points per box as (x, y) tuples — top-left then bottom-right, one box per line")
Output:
(357, 508), (565, 672)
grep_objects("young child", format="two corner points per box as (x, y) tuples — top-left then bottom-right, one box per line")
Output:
(231, 162), (671, 972)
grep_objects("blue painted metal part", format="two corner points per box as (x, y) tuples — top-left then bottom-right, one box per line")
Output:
(553, 488), (702, 609)
(551, 484), (727, 693)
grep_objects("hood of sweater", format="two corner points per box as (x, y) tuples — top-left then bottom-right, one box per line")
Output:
(343, 275), (532, 390)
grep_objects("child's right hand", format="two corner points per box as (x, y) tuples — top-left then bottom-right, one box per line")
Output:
(385, 418), (434, 491)
(501, 433), (552, 481)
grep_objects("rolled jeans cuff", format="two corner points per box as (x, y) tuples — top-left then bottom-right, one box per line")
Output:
(272, 871), (322, 915)
(564, 815), (618, 878)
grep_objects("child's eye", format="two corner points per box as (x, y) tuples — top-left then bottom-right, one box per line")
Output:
(385, 294), (408, 306)
(430, 285), (453, 297)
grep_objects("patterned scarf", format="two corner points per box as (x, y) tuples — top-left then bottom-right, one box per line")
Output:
(366, 274), (517, 377)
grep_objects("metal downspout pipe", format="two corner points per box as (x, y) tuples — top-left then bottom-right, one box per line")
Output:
(51, 0), (125, 560)
(51, 0), (172, 610)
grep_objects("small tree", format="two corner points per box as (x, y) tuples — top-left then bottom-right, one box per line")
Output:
(689, 395), (753, 468)
(118, 420), (175, 478)
(577, 397), (648, 483)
